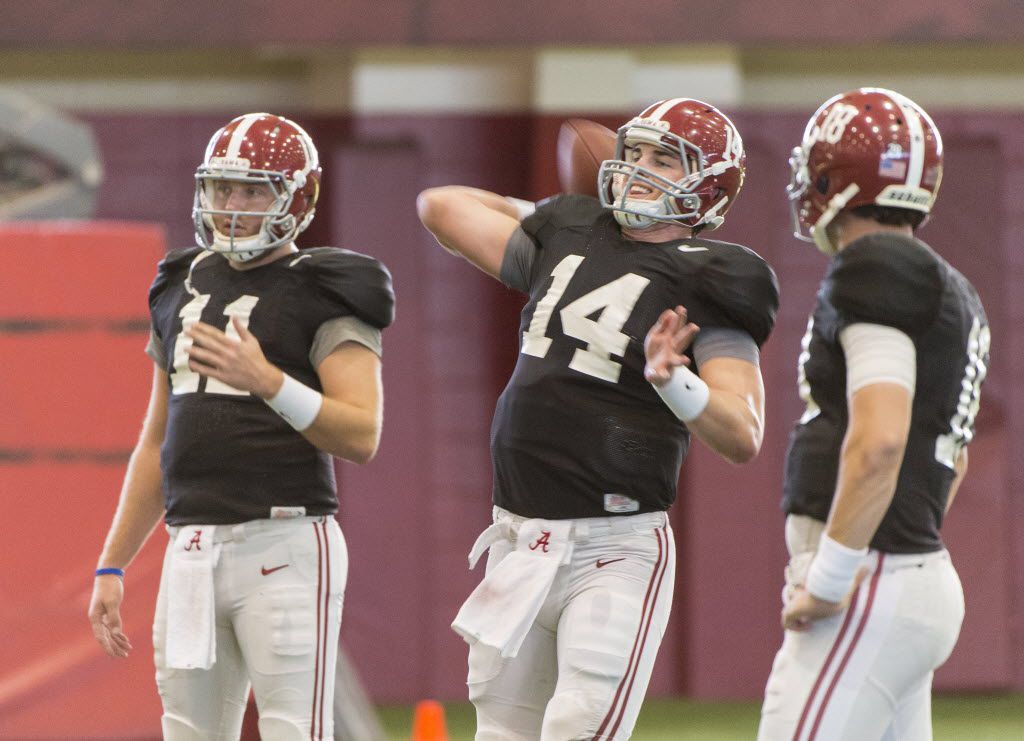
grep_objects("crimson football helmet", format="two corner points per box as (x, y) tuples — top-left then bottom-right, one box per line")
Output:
(789, 88), (943, 255)
(598, 98), (745, 231)
(193, 113), (321, 261)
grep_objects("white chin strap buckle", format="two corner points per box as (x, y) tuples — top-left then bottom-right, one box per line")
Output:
(613, 197), (667, 229)
(223, 249), (261, 263)
(212, 230), (270, 262)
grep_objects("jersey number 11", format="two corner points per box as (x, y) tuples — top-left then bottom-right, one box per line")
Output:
(170, 293), (260, 395)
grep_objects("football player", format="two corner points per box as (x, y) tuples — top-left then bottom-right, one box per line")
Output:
(87, 113), (394, 741)
(418, 98), (779, 740)
(757, 89), (989, 740)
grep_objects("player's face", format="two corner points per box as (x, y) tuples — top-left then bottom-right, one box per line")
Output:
(622, 143), (686, 199)
(208, 180), (276, 236)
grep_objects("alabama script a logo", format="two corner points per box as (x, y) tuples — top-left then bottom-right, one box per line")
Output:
(529, 530), (552, 553)
(184, 529), (203, 551)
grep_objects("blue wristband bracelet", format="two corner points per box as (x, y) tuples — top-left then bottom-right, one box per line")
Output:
(95, 567), (125, 578)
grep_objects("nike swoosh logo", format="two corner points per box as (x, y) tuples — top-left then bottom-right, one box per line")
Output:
(260, 564), (289, 576)
(596, 558), (626, 568)
(677, 244), (709, 252)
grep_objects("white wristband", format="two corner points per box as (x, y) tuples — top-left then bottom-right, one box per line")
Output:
(805, 533), (868, 603)
(652, 365), (710, 422)
(265, 373), (323, 431)
(506, 197), (536, 221)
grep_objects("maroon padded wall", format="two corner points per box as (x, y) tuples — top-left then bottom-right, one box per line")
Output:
(5, 0), (1023, 45)
(330, 117), (532, 703)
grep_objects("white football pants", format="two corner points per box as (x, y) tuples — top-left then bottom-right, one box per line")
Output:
(468, 508), (675, 740)
(154, 516), (345, 741)
(758, 515), (964, 741)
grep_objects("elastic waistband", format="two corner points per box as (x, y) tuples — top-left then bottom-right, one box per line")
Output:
(784, 514), (950, 572)
(871, 548), (950, 573)
(167, 515), (328, 544)
(492, 506), (667, 542)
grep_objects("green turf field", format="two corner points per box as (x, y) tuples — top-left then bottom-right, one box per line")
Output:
(378, 693), (1024, 739)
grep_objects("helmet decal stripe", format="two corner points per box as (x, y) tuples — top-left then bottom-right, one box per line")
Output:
(224, 113), (264, 159)
(890, 92), (925, 189)
(648, 98), (688, 121)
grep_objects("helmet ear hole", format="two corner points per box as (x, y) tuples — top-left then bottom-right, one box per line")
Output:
(815, 175), (829, 195)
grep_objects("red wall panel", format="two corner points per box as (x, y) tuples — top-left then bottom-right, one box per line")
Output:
(0, 221), (167, 739)
(0, 464), (165, 739)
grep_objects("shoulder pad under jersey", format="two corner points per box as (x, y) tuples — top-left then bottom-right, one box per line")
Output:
(520, 194), (605, 242)
(823, 234), (943, 338)
(291, 247), (395, 329)
(695, 242), (780, 347)
(149, 246), (204, 306)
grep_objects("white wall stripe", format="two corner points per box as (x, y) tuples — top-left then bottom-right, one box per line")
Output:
(6, 47), (1024, 114)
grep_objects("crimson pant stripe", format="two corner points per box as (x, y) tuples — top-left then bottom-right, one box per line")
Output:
(593, 525), (668, 740)
(318, 521), (331, 740)
(606, 526), (671, 739)
(791, 586), (862, 741)
(311, 523), (324, 741)
(807, 554), (885, 741)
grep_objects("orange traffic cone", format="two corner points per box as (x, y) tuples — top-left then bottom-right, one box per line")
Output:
(410, 699), (449, 741)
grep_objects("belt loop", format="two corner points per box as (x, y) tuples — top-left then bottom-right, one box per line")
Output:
(231, 523), (246, 543)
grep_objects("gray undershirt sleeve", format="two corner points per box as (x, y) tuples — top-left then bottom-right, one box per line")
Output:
(499, 227), (539, 292)
(693, 327), (760, 371)
(146, 327), (166, 367)
(310, 315), (383, 367)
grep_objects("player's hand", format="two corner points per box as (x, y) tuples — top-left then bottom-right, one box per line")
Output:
(781, 568), (868, 631)
(643, 306), (700, 387)
(187, 318), (283, 398)
(88, 576), (132, 658)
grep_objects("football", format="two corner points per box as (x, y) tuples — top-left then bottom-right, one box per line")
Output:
(556, 118), (617, 197)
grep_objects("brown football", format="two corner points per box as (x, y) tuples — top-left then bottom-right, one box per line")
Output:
(556, 118), (617, 197)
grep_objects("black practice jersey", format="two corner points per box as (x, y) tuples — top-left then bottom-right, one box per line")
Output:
(492, 195), (779, 519)
(783, 234), (989, 553)
(149, 247), (394, 525)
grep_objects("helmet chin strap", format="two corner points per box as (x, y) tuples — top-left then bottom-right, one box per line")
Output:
(212, 230), (271, 263)
(695, 196), (729, 231)
(811, 183), (861, 255)
(612, 197), (670, 229)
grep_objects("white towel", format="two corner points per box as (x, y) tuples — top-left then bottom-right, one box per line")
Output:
(452, 519), (573, 658)
(165, 526), (220, 670)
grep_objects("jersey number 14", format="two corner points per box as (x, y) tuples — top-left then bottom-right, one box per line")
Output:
(521, 255), (650, 383)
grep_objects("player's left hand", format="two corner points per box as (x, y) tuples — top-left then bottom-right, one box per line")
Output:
(643, 305), (700, 386)
(781, 568), (868, 631)
(187, 317), (283, 398)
